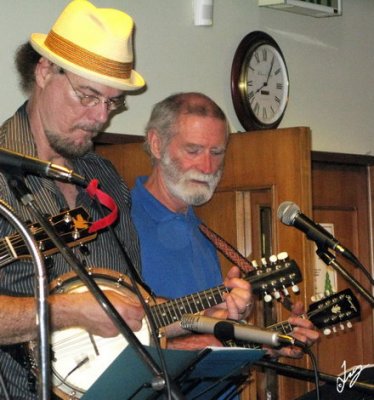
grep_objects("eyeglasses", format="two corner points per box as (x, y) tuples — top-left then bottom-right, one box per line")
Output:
(62, 70), (126, 111)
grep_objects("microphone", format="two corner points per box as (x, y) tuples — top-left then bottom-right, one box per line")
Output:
(277, 201), (356, 262)
(180, 314), (298, 347)
(0, 147), (88, 187)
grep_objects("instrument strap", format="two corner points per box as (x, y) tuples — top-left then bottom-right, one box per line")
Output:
(199, 223), (296, 311)
(199, 223), (254, 273)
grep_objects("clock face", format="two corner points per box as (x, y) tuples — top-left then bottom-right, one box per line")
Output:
(243, 44), (289, 125)
(231, 31), (290, 131)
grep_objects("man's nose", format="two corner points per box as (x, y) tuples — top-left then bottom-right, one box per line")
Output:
(197, 154), (215, 175)
(90, 102), (111, 124)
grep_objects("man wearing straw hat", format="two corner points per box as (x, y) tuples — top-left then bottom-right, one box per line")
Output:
(0, 2), (252, 398)
(0, 1), (146, 398)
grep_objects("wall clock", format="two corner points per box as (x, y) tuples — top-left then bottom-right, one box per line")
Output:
(231, 31), (289, 131)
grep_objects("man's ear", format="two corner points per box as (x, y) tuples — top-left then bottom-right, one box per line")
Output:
(35, 57), (55, 88)
(147, 129), (163, 160)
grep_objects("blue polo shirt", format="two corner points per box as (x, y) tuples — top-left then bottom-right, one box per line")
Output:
(131, 177), (241, 400)
(131, 176), (223, 299)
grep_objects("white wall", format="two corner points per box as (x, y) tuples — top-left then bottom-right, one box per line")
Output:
(1, 0), (373, 155)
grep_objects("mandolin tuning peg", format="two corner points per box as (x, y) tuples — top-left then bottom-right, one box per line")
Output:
(251, 260), (259, 269)
(292, 286), (299, 293)
(323, 327), (332, 336)
(340, 323), (345, 331)
(291, 282), (300, 293)
(346, 321), (353, 329)
(277, 251), (289, 262)
(269, 254), (277, 265)
(272, 290), (281, 300)
(263, 292), (273, 303)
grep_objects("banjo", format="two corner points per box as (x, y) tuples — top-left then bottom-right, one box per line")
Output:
(46, 254), (302, 399)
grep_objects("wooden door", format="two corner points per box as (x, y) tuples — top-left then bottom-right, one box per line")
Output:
(311, 153), (374, 377)
(195, 128), (315, 400)
(95, 127), (315, 399)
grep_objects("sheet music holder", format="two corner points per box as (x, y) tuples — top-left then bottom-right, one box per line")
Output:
(82, 345), (265, 400)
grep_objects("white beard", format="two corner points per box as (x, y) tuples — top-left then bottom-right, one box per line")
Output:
(160, 152), (222, 206)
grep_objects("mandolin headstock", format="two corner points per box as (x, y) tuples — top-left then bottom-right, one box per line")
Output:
(247, 252), (302, 303)
(308, 288), (361, 335)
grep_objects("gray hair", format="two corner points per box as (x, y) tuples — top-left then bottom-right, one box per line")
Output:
(144, 92), (229, 163)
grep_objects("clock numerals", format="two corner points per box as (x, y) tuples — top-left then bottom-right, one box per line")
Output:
(262, 48), (267, 62)
(248, 91), (255, 103)
(254, 51), (261, 64)
(262, 107), (268, 120)
(251, 103), (277, 123)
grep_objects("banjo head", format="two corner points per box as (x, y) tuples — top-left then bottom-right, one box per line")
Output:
(49, 268), (152, 399)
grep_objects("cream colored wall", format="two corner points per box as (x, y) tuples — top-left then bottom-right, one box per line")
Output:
(1, 0), (373, 155)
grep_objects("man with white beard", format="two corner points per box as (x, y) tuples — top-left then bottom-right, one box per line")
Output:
(131, 92), (318, 354)
(131, 92), (253, 349)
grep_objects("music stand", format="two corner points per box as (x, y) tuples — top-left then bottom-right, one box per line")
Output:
(82, 346), (265, 400)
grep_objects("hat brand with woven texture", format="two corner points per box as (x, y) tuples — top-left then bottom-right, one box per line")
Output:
(30, 0), (145, 91)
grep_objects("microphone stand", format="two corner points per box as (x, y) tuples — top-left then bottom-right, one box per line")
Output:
(316, 247), (374, 307)
(7, 175), (185, 400)
(0, 199), (50, 400)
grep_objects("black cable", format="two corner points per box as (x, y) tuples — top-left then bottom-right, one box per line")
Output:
(346, 253), (374, 286)
(303, 347), (320, 400)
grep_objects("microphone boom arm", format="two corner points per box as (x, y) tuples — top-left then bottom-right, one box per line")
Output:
(316, 247), (374, 307)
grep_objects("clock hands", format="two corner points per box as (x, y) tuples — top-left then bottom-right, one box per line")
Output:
(253, 55), (275, 97)
(255, 83), (267, 95)
(266, 55), (275, 84)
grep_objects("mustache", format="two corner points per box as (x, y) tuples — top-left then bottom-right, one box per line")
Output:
(183, 169), (222, 184)
(71, 123), (103, 134)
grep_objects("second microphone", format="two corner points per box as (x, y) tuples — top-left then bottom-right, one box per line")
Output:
(181, 314), (296, 347)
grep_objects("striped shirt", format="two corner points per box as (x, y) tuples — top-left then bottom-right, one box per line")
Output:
(0, 103), (142, 399)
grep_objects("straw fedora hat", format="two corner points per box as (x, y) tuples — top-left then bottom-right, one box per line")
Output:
(30, 0), (145, 91)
